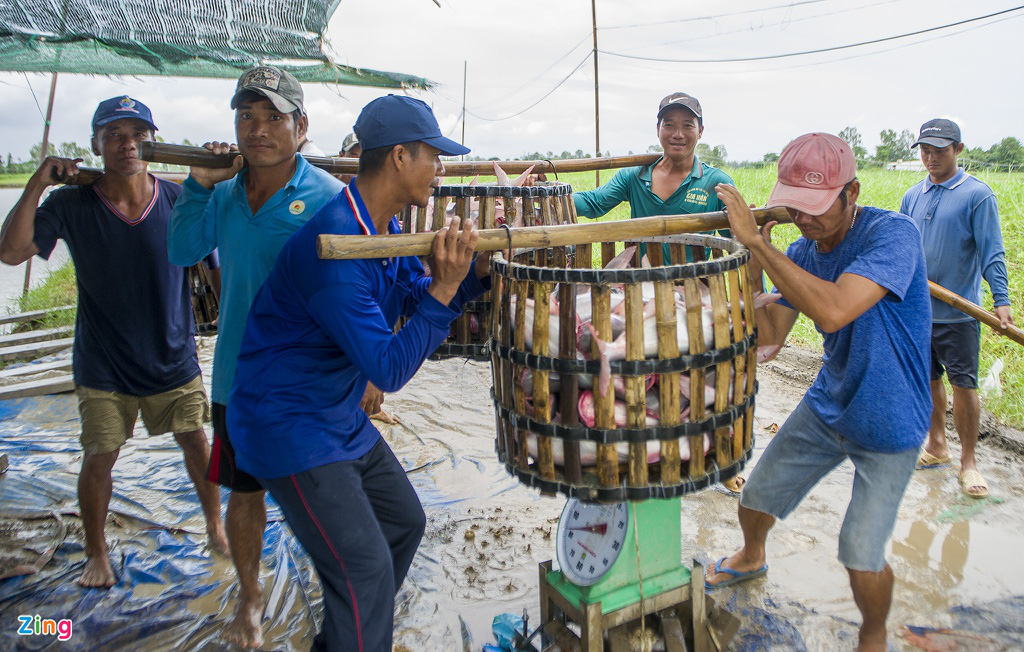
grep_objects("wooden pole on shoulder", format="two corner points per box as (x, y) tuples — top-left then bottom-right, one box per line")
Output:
(130, 141), (658, 178)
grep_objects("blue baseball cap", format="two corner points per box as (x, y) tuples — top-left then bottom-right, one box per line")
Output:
(354, 95), (469, 156)
(92, 96), (158, 132)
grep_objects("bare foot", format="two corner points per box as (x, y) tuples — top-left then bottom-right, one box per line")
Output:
(78, 553), (116, 588)
(221, 598), (263, 649)
(371, 409), (401, 425)
(208, 523), (230, 556)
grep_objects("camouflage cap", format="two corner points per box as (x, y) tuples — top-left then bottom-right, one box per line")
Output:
(230, 66), (304, 114)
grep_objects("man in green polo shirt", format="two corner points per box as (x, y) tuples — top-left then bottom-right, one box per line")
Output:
(573, 92), (733, 250)
(574, 92), (740, 493)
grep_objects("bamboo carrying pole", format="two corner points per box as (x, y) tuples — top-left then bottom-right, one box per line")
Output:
(929, 281), (1024, 346)
(130, 141), (658, 177)
(318, 208), (790, 260)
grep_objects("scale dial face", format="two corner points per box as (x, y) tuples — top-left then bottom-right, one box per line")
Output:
(555, 499), (629, 587)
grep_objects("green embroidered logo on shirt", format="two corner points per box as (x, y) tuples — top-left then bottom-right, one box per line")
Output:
(684, 188), (709, 207)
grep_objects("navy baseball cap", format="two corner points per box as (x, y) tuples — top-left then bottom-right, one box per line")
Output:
(92, 96), (158, 132)
(913, 118), (961, 148)
(354, 95), (470, 156)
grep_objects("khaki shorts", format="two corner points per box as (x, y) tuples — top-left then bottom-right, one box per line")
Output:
(77, 375), (211, 455)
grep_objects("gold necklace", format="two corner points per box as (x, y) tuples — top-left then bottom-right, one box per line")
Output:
(815, 204), (859, 253)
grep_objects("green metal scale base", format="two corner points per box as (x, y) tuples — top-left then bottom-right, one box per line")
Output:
(547, 496), (689, 614)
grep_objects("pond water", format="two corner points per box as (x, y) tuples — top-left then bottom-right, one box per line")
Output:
(0, 187), (70, 311)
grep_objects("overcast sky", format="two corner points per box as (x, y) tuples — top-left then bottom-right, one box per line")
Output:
(1, 0), (1022, 165)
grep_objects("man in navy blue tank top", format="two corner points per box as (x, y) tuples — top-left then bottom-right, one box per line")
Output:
(0, 97), (227, 589)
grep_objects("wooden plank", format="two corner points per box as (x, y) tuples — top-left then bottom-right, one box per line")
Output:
(0, 325), (73, 347)
(660, 611), (689, 652)
(691, 560), (712, 652)
(0, 375), (74, 400)
(0, 305), (74, 326)
(602, 583), (691, 630)
(542, 620), (581, 652)
(0, 359), (72, 380)
(0, 337), (73, 363)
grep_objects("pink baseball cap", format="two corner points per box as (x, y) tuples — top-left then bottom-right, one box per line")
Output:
(766, 133), (857, 216)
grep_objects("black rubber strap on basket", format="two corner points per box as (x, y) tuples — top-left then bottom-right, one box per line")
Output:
(429, 343), (490, 360)
(491, 332), (754, 375)
(496, 448), (752, 503)
(433, 183), (572, 199)
(543, 159), (558, 180)
(492, 388), (755, 443)
(493, 247), (748, 284)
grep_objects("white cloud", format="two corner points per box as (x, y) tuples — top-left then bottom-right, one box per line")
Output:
(1, 0), (1022, 164)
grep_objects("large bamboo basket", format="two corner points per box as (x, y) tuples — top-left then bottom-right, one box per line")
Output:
(489, 234), (757, 503)
(401, 181), (577, 359)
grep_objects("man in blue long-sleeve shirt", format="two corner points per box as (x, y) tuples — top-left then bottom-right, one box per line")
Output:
(227, 95), (487, 651)
(900, 118), (1015, 499)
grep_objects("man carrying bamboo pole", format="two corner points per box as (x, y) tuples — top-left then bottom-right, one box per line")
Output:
(900, 118), (1014, 499)
(167, 66), (344, 648)
(0, 96), (227, 588)
(705, 133), (932, 652)
(225, 94), (488, 651)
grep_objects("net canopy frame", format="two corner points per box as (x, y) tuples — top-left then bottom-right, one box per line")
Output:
(0, 0), (433, 88)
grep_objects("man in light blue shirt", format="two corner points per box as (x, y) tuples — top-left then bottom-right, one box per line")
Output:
(900, 118), (1014, 500)
(167, 65), (343, 648)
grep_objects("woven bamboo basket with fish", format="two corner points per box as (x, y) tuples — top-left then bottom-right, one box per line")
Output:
(400, 181), (576, 359)
(489, 233), (760, 503)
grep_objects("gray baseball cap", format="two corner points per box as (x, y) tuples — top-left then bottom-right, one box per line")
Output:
(341, 133), (359, 153)
(913, 118), (961, 148)
(658, 92), (702, 123)
(230, 66), (305, 114)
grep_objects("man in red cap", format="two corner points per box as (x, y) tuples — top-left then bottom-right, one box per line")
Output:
(704, 133), (932, 652)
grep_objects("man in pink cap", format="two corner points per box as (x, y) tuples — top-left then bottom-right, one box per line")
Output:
(704, 133), (932, 652)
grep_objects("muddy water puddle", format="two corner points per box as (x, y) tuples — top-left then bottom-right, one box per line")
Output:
(2, 340), (1021, 650)
(389, 351), (1024, 650)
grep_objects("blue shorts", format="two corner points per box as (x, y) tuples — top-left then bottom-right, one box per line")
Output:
(740, 399), (919, 572)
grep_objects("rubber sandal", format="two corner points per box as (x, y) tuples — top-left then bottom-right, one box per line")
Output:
(958, 469), (989, 499)
(916, 451), (951, 470)
(704, 557), (768, 592)
(722, 476), (745, 496)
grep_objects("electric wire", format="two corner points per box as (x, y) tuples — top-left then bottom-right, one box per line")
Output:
(600, 5), (1024, 63)
(613, 0), (903, 53)
(464, 53), (592, 122)
(600, 0), (838, 30)
(603, 12), (1021, 75)
(468, 32), (592, 112)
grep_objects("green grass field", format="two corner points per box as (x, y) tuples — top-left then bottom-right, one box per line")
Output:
(550, 166), (1024, 428)
(8, 164), (1023, 426)
(0, 173), (33, 187)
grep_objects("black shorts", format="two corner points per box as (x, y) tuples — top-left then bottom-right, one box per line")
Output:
(930, 321), (981, 389)
(207, 402), (263, 493)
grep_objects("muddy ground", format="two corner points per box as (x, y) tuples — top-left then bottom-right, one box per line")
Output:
(383, 344), (1024, 650)
(1, 341), (1022, 650)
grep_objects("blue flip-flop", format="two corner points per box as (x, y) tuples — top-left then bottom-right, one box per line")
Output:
(704, 557), (768, 591)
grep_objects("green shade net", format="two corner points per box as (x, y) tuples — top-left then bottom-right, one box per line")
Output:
(0, 0), (432, 88)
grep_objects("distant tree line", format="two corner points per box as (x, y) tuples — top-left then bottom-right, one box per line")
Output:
(5, 131), (1022, 174)
(2, 135), (192, 175)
